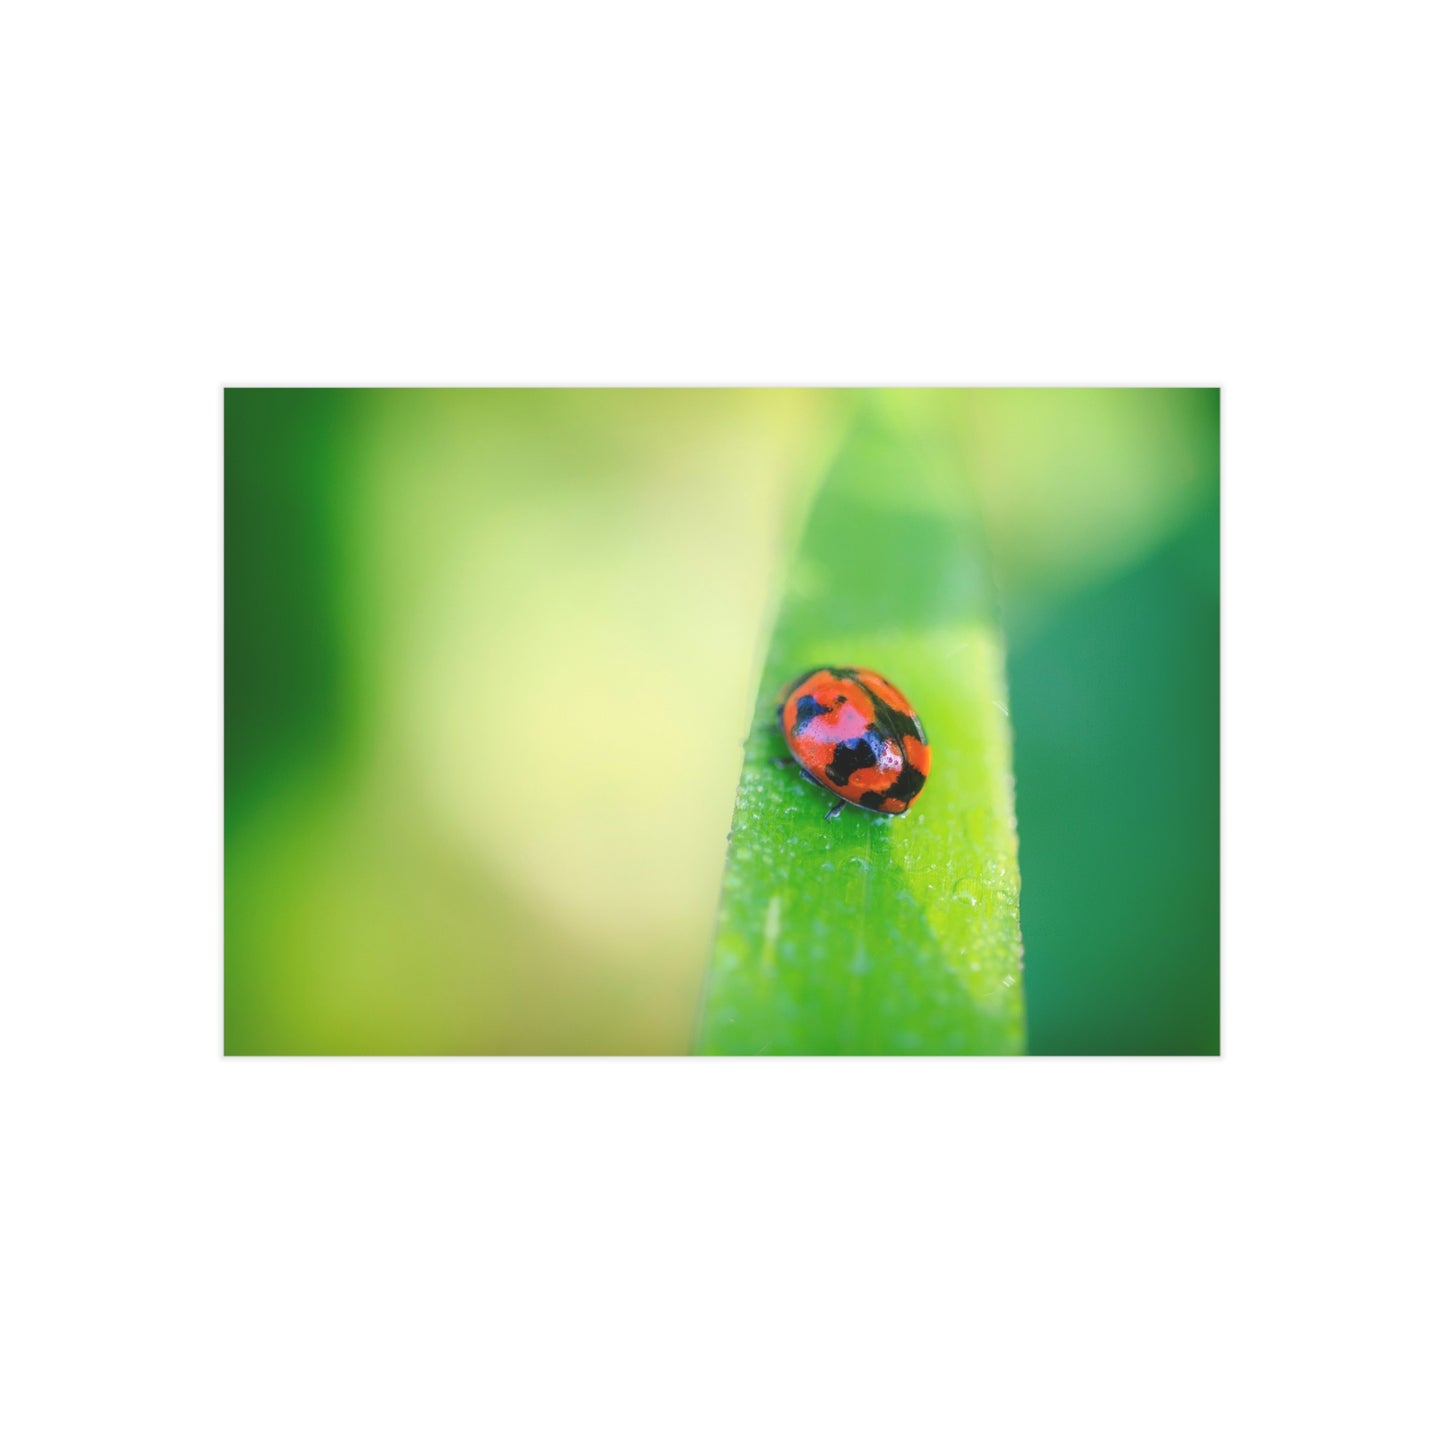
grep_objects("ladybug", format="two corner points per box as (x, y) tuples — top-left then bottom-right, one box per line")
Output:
(775, 666), (931, 820)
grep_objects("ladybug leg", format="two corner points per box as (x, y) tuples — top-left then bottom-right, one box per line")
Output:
(792, 769), (840, 811)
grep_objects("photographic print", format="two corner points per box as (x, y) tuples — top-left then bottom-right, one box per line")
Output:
(225, 388), (1219, 1055)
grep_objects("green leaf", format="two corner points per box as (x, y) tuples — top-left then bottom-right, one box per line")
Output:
(696, 393), (1026, 1055)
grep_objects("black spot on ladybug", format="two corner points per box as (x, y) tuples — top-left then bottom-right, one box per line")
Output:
(825, 734), (879, 787)
(892, 709), (924, 743)
(885, 763), (927, 804)
(858, 790), (885, 810)
(791, 694), (827, 733)
(871, 693), (923, 741)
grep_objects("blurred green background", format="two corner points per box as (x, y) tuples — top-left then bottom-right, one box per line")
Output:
(225, 388), (1218, 1054)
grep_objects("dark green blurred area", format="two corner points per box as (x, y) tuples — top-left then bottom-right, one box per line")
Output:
(1009, 501), (1220, 1053)
(226, 391), (350, 801)
(225, 388), (1218, 1055)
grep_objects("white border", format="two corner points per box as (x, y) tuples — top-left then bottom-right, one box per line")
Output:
(4, 3), (1440, 1439)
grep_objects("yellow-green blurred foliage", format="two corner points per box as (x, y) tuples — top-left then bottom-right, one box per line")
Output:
(225, 388), (1218, 1054)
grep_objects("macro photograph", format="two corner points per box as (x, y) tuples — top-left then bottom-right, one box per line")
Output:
(225, 386), (1220, 1055)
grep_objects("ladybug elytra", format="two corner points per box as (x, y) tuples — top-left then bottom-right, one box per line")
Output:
(776, 666), (931, 820)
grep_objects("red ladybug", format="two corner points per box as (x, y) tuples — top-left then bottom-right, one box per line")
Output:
(776, 666), (931, 820)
